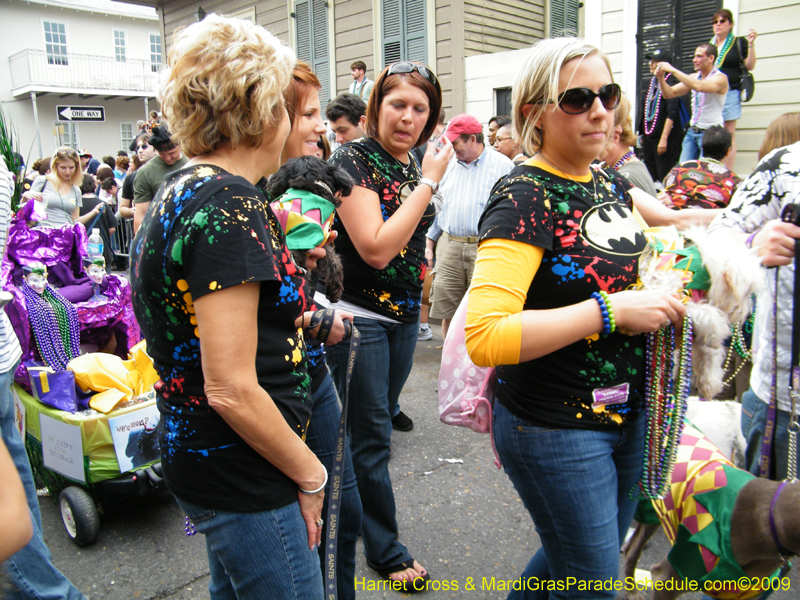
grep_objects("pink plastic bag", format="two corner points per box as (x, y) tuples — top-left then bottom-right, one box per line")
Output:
(437, 292), (501, 468)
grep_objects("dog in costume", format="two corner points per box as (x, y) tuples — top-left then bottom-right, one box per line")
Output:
(263, 156), (353, 302)
(622, 227), (798, 599)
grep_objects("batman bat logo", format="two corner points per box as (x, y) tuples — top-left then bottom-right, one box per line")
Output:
(579, 202), (647, 256)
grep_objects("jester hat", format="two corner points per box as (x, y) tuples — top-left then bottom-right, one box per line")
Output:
(270, 188), (336, 251)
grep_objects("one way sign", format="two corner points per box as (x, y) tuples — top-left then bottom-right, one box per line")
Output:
(57, 106), (105, 122)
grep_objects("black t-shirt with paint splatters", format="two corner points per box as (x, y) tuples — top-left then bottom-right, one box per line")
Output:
(478, 163), (648, 430)
(329, 137), (435, 323)
(131, 165), (311, 513)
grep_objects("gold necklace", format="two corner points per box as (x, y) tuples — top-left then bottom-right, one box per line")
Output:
(209, 154), (243, 177)
(536, 153), (599, 202)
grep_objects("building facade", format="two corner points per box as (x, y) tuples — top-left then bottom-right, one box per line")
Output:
(0, 0), (162, 162)
(125, 0), (547, 121)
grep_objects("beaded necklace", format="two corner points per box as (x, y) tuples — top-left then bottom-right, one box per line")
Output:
(23, 283), (81, 371)
(701, 157), (724, 168)
(612, 150), (636, 171)
(690, 68), (720, 127)
(644, 77), (661, 136)
(722, 311), (755, 386)
(713, 32), (735, 69)
(690, 88), (705, 127)
(636, 316), (693, 500)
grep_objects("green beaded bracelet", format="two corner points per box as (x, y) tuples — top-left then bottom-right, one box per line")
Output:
(599, 291), (616, 333)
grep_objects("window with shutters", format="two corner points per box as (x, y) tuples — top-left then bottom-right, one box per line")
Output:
(636, 0), (721, 126)
(294, 0), (331, 109)
(382, 0), (427, 68)
(550, 0), (579, 38)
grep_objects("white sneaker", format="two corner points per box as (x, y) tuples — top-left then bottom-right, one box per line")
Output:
(418, 324), (433, 341)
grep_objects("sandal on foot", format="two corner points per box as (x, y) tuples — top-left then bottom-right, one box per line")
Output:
(374, 560), (430, 593)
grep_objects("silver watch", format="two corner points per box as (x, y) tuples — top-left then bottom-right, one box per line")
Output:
(419, 177), (439, 193)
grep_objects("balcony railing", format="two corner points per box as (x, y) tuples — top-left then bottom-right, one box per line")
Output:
(9, 49), (162, 96)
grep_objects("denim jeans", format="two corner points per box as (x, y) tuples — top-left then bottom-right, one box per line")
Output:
(740, 388), (799, 480)
(1, 362), (87, 600)
(680, 128), (704, 162)
(176, 497), (323, 600)
(326, 316), (418, 572)
(305, 372), (362, 600)
(493, 401), (645, 600)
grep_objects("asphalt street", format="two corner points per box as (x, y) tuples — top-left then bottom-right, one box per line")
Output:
(36, 323), (798, 599)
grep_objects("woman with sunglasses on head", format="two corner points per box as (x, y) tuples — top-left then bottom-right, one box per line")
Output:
(21, 147), (103, 228)
(131, 15), (330, 599)
(318, 62), (453, 591)
(261, 61), (362, 600)
(465, 38), (686, 599)
(711, 8), (757, 169)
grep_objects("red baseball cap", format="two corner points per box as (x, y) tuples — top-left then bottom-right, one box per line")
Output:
(443, 114), (483, 142)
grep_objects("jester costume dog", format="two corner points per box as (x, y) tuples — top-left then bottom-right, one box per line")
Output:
(643, 423), (780, 599)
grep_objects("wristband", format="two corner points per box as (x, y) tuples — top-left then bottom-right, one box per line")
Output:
(299, 464), (328, 496)
(418, 177), (439, 194)
(745, 231), (758, 249)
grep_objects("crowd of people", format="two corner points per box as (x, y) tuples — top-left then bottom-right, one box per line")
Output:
(3, 5), (800, 600)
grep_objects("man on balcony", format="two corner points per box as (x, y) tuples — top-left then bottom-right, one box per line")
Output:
(133, 126), (187, 234)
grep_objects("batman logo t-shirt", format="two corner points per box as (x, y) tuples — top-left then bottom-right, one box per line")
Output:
(478, 163), (647, 430)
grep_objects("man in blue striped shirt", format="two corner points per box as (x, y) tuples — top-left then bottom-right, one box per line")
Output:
(425, 114), (514, 339)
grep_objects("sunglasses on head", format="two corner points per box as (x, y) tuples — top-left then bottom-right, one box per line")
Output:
(386, 62), (440, 90)
(556, 83), (621, 115)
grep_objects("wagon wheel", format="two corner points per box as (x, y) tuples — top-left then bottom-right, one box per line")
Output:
(59, 486), (100, 545)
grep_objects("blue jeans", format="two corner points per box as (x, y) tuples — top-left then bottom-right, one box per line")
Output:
(0, 362), (86, 600)
(176, 497), (323, 600)
(740, 388), (799, 480)
(493, 401), (645, 600)
(305, 372), (362, 600)
(680, 128), (704, 162)
(326, 316), (418, 572)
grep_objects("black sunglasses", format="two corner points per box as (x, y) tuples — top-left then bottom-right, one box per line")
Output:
(557, 83), (621, 115)
(387, 62), (440, 91)
(136, 143), (150, 150)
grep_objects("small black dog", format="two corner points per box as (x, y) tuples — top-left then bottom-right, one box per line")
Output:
(265, 156), (353, 302)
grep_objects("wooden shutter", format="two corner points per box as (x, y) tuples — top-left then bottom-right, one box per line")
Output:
(405, 0), (427, 63)
(677, 0), (721, 74)
(383, 0), (403, 65)
(637, 0), (677, 95)
(382, 0), (427, 67)
(295, 0), (331, 108)
(550, 0), (579, 37)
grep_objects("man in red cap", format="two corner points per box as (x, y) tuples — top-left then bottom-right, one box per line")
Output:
(425, 114), (513, 339)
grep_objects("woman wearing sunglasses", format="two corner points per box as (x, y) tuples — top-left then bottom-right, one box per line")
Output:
(711, 8), (757, 169)
(320, 62), (453, 591)
(465, 38), (686, 598)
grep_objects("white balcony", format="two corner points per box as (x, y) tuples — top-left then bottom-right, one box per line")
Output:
(9, 49), (161, 98)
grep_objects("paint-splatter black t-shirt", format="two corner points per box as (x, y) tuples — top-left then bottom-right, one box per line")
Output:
(478, 163), (648, 429)
(329, 137), (435, 323)
(131, 165), (311, 512)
